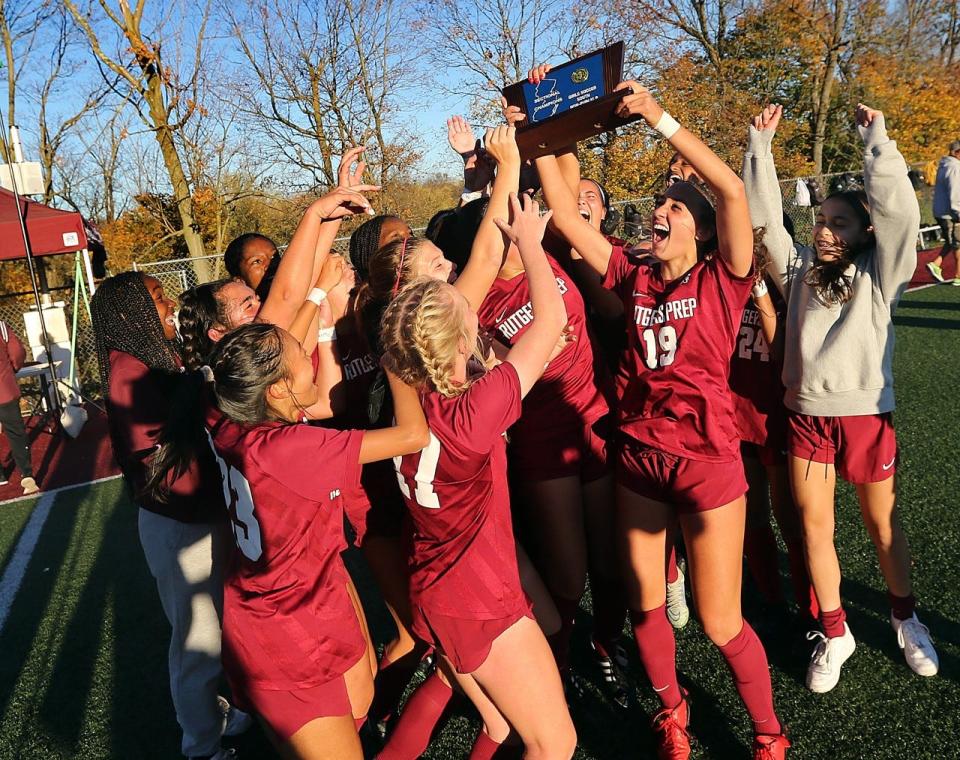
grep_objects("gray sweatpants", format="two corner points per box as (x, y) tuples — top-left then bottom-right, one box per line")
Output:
(138, 508), (230, 757)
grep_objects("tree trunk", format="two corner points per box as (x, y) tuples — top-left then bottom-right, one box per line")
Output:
(810, 0), (847, 175)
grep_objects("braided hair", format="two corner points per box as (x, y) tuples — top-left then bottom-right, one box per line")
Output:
(349, 215), (399, 281)
(209, 322), (289, 425)
(178, 280), (233, 371)
(380, 278), (481, 398)
(91, 271), (180, 393)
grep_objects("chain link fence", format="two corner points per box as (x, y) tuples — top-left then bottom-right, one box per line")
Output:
(0, 170), (943, 405)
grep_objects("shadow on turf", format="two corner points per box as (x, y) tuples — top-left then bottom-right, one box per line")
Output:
(897, 299), (960, 312)
(892, 315), (960, 330)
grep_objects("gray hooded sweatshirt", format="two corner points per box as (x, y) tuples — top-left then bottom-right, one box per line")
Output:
(932, 154), (960, 220)
(742, 117), (919, 416)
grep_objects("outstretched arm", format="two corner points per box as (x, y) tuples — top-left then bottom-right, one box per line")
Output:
(615, 82), (753, 277)
(454, 125), (521, 311)
(358, 370), (429, 463)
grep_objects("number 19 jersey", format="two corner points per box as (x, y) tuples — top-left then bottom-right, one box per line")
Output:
(604, 246), (753, 462)
(395, 363), (527, 625)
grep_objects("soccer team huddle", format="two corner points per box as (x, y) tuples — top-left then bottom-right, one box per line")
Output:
(89, 69), (939, 760)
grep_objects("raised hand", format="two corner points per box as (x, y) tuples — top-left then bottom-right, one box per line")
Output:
(528, 63), (552, 84)
(855, 103), (882, 128)
(447, 116), (477, 158)
(316, 254), (345, 293)
(500, 95), (526, 127)
(614, 81), (664, 126)
(314, 185), (378, 220)
(493, 192), (552, 248)
(337, 146), (367, 188)
(752, 104), (782, 133)
(483, 125), (521, 168)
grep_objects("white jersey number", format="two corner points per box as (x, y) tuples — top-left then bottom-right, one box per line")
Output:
(207, 432), (263, 561)
(641, 325), (678, 369)
(737, 325), (770, 362)
(394, 431), (441, 509)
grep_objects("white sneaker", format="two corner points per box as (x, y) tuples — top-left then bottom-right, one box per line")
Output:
(218, 695), (254, 736)
(891, 613), (939, 676)
(21, 477), (39, 496)
(666, 566), (690, 629)
(805, 623), (856, 693)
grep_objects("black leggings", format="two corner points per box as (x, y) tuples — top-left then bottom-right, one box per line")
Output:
(0, 399), (32, 478)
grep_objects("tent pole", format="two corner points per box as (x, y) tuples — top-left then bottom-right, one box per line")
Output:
(81, 248), (97, 296)
(0, 108), (62, 420)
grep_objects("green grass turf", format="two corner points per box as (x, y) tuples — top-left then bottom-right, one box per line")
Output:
(0, 284), (958, 759)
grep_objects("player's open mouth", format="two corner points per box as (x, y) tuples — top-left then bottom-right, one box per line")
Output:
(651, 222), (670, 244)
(579, 207), (591, 222)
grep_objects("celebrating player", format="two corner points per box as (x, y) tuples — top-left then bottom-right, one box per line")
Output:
(380, 192), (576, 759)
(537, 83), (789, 758)
(743, 103), (939, 691)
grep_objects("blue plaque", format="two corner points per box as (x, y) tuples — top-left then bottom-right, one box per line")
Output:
(521, 52), (607, 124)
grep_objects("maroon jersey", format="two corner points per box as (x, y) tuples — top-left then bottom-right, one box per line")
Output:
(395, 363), (526, 623)
(729, 283), (788, 447)
(603, 248), (752, 462)
(477, 255), (609, 446)
(207, 408), (365, 690)
(105, 350), (225, 523)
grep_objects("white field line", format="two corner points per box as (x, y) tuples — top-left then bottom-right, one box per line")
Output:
(0, 474), (121, 509)
(0, 474), (123, 634)
(0, 491), (55, 632)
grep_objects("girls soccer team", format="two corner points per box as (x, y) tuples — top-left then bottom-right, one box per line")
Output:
(92, 71), (938, 760)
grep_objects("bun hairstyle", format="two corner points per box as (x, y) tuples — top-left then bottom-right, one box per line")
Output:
(380, 278), (482, 398)
(804, 189), (874, 306)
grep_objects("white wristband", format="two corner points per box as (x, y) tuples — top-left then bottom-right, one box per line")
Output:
(317, 326), (337, 343)
(752, 279), (769, 299)
(653, 111), (681, 140)
(306, 288), (327, 306)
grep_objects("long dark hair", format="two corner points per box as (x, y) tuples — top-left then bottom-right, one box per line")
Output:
(90, 271), (180, 391)
(178, 279), (232, 371)
(143, 322), (289, 502)
(804, 190), (874, 305)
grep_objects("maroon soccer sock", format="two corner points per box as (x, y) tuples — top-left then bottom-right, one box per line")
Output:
(368, 646), (426, 725)
(630, 605), (681, 709)
(377, 672), (453, 760)
(784, 537), (819, 623)
(718, 622), (782, 736)
(547, 594), (581, 672)
(666, 544), (680, 584)
(590, 576), (627, 655)
(467, 731), (523, 760)
(743, 522), (785, 605)
(820, 605), (847, 638)
(888, 591), (917, 621)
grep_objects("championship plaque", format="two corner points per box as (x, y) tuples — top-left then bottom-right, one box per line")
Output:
(501, 42), (638, 158)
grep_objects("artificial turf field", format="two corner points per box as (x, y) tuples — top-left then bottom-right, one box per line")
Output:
(0, 284), (958, 760)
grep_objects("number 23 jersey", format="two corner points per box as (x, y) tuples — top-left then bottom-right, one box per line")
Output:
(206, 406), (366, 691)
(604, 246), (753, 462)
(394, 363), (528, 623)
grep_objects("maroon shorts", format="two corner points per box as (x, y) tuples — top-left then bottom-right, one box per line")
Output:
(237, 673), (354, 741)
(616, 438), (748, 513)
(741, 441), (787, 467)
(788, 412), (898, 483)
(510, 414), (611, 483)
(416, 601), (535, 674)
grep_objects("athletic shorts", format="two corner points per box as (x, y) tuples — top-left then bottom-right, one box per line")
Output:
(788, 412), (898, 483)
(741, 441), (787, 467)
(510, 414), (611, 483)
(416, 602), (535, 675)
(938, 216), (960, 250)
(236, 674), (354, 741)
(616, 438), (748, 513)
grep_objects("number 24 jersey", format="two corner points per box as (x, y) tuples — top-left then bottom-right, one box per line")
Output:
(604, 246), (753, 462)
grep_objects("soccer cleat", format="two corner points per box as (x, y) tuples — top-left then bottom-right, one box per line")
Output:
(890, 613), (939, 677)
(666, 566), (690, 629)
(218, 696), (254, 737)
(753, 733), (791, 760)
(590, 639), (631, 710)
(805, 623), (856, 693)
(953, 278), (960, 286)
(20, 477), (39, 496)
(650, 691), (692, 760)
(927, 262), (945, 282)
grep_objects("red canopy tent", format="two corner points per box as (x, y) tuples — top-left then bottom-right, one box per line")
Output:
(0, 187), (87, 261)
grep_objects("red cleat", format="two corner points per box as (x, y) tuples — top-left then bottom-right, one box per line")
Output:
(753, 733), (791, 760)
(650, 693), (691, 760)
